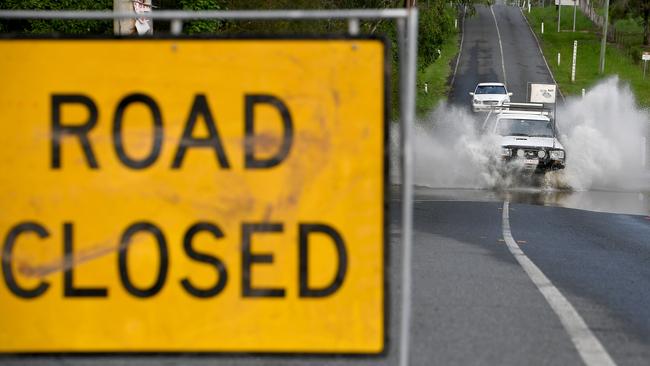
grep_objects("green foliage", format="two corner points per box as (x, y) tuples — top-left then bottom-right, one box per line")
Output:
(418, 2), (455, 68)
(179, 0), (222, 34)
(416, 29), (459, 115)
(526, 6), (650, 107)
(609, 0), (628, 21)
(0, 0), (470, 115)
(602, 0), (650, 45)
(0, 0), (112, 34)
(628, 0), (650, 45)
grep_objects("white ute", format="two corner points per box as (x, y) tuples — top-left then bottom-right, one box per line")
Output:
(469, 82), (512, 112)
(492, 103), (565, 173)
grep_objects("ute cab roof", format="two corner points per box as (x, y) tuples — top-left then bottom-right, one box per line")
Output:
(498, 102), (553, 120)
(476, 82), (506, 87)
(486, 102), (556, 134)
(497, 112), (550, 121)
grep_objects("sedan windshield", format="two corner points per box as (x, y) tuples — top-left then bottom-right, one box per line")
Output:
(496, 118), (554, 137)
(475, 85), (506, 94)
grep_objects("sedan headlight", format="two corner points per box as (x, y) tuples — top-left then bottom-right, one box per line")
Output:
(550, 150), (565, 160)
(473, 99), (481, 104)
(501, 148), (512, 157)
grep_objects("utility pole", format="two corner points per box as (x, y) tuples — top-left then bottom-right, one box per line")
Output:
(113, 0), (153, 36)
(114, 0), (134, 35)
(557, 0), (562, 32)
(599, 0), (610, 74)
(572, 0), (577, 32)
(571, 40), (577, 82)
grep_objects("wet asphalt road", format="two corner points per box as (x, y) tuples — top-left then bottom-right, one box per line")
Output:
(449, 3), (555, 105)
(4, 4), (650, 366)
(428, 3), (650, 366)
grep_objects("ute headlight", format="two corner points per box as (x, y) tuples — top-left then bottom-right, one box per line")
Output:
(538, 150), (546, 158)
(516, 149), (525, 158)
(501, 148), (512, 157)
(550, 150), (565, 160)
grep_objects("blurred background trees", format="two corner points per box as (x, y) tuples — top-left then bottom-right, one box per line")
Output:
(0, 0), (464, 67)
(0, 0), (473, 117)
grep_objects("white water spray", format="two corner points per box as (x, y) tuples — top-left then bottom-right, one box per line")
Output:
(392, 103), (511, 189)
(558, 77), (649, 191)
(395, 78), (649, 192)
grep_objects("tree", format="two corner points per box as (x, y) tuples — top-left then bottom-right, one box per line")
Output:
(178, 0), (223, 34)
(0, 0), (112, 34)
(630, 0), (650, 45)
(611, 0), (650, 46)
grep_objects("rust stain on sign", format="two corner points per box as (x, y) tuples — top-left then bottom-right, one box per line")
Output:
(11, 237), (145, 280)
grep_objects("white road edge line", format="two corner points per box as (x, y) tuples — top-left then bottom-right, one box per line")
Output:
(519, 6), (566, 101)
(501, 201), (617, 366)
(449, 6), (466, 88)
(490, 5), (507, 85)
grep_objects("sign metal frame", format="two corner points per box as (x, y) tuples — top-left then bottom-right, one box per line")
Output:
(0, 8), (419, 365)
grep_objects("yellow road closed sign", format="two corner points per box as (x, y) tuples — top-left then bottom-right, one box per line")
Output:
(0, 38), (387, 354)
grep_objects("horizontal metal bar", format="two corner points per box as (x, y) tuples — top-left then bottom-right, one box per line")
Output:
(0, 9), (409, 21)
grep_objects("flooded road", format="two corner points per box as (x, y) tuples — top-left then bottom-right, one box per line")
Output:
(412, 186), (650, 216)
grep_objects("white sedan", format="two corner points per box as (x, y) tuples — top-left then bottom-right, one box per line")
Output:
(469, 82), (512, 112)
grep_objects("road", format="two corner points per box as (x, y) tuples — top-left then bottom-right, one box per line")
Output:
(450, 3), (555, 104)
(4, 3), (650, 366)
(425, 3), (650, 366)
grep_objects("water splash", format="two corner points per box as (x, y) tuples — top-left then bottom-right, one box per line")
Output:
(392, 103), (512, 189)
(558, 77), (649, 191)
(393, 77), (649, 192)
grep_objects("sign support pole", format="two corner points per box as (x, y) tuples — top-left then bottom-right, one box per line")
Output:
(557, 1), (561, 32)
(0, 7), (415, 355)
(113, 0), (133, 34)
(114, 0), (154, 35)
(553, 87), (558, 134)
(572, 0), (577, 32)
(599, 0), (610, 74)
(571, 40), (577, 82)
(398, 8), (418, 366)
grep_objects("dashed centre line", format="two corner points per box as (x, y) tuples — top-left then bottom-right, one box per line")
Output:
(490, 5), (507, 84)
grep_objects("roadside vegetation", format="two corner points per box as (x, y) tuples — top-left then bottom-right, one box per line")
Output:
(594, 0), (649, 46)
(0, 1), (474, 118)
(525, 5), (650, 107)
(416, 29), (460, 115)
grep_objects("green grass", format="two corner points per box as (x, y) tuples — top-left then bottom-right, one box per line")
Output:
(554, 4), (596, 31)
(526, 6), (650, 107)
(614, 17), (643, 34)
(415, 30), (460, 116)
(594, 5), (604, 17)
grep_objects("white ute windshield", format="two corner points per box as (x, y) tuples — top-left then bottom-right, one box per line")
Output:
(497, 118), (554, 138)
(475, 85), (507, 94)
